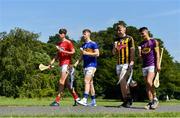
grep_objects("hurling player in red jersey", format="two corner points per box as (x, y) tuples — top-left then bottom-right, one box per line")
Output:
(49, 28), (80, 106)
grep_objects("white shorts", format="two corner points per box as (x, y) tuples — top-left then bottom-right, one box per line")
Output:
(116, 64), (129, 76)
(142, 66), (155, 76)
(116, 64), (129, 82)
(84, 67), (96, 77)
(60, 64), (69, 72)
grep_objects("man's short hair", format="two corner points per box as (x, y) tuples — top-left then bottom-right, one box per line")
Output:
(82, 29), (91, 34)
(117, 21), (127, 28)
(139, 27), (148, 32)
(59, 28), (67, 34)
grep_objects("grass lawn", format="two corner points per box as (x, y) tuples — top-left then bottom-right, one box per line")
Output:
(0, 97), (180, 117)
(0, 96), (180, 106)
(0, 112), (180, 118)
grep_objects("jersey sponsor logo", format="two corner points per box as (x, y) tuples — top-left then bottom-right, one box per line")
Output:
(84, 48), (94, 53)
(117, 42), (126, 49)
(117, 37), (131, 64)
(142, 47), (151, 54)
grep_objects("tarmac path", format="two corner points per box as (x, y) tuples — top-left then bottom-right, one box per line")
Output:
(0, 105), (180, 117)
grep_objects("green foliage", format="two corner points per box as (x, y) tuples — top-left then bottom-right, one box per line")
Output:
(18, 73), (56, 98)
(47, 34), (60, 44)
(85, 20), (180, 100)
(0, 21), (180, 100)
(47, 34), (69, 44)
(0, 28), (57, 98)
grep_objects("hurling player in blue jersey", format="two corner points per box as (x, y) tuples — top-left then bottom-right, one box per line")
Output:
(74, 29), (99, 106)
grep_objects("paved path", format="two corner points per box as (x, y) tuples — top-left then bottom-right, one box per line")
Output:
(0, 105), (180, 117)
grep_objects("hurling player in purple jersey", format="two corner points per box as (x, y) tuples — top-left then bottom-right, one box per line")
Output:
(138, 27), (161, 110)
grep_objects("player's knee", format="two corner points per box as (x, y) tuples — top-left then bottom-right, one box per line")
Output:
(90, 81), (93, 85)
(146, 81), (153, 88)
(84, 79), (90, 84)
(84, 81), (90, 85)
(59, 79), (65, 85)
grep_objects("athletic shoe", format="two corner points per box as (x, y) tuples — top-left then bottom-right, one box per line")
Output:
(128, 98), (133, 106)
(73, 100), (78, 106)
(77, 98), (87, 106)
(87, 101), (97, 107)
(120, 101), (127, 107)
(120, 100), (132, 108)
(123, 102), (132, 108)
(151, 99), (159, 109)
(50, 101), (59, 106)
(73, 98), (80, 106)
(144, 102), (152, 110)
(75, 98), (80, 102)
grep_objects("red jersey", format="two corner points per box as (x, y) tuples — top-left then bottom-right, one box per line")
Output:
(56, 40), (74, 66)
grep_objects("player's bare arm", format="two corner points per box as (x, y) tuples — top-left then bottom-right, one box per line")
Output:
(129, 37), (135, 65)
(112, 47), (116, 55)
(112, 42), (118, 55)
(48, 54), (59, 68)
(62, 48), (75, 55)
(49, 58), (55, 65)
(129, 47), (135, 65)
(74, 56), (83, 67)
(56, 46), (75, 55)
(49, 54), (59, 64)
(138, 46), (142, 62)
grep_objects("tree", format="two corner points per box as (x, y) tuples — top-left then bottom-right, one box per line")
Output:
(1, 21), (179, 100)
(0, 28), (57, 98)
(47, 21), (180, 100)
(87, 21), (180, 100)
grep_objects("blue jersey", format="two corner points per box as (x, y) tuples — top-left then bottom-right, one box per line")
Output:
(81, 41), (98, 68)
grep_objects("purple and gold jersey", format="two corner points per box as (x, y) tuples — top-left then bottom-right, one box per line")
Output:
(81, 41), (98, 68)
(139, 39), (158, 67)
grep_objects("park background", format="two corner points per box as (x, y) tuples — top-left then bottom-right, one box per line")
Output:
(0, 0), (180, 101)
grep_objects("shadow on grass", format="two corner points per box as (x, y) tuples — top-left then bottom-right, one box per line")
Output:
(104, 105), (145, 109)
(129, 106), (145, 109)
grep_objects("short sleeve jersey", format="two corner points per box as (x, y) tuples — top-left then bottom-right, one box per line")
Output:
(81, 41), (98, 68)
(139, 39), (158, 67)
(56, 40), (74, 66)
(115, 35), (135, 64)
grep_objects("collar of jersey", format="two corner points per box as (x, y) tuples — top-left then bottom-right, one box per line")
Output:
(85, 40), (92, 43)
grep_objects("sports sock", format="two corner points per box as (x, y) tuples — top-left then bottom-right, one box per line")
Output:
(72, 92), (79, 100)
(83, 93), (89, 99)
(55, 96), (60, 103)
(91, 95), (96, 103)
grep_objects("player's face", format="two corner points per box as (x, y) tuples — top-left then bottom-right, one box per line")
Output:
(83, 31), (90, 40)
(59, 33), (66, 39)
(117, 25), (126, 36)
(140, 30), (149, 39)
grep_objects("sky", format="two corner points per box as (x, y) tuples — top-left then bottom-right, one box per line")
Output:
(0, 0), (180, 61)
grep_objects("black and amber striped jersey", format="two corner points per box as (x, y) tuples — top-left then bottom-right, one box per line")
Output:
(115, 35), (135, 64)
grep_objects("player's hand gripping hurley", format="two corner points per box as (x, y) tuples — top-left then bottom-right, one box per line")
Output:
(39, 64), (54, 71)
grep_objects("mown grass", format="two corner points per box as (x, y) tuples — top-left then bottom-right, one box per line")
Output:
(0, 96), (180, 106)
(0, 112), (180, 118)
(0, 97), (180, 117)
